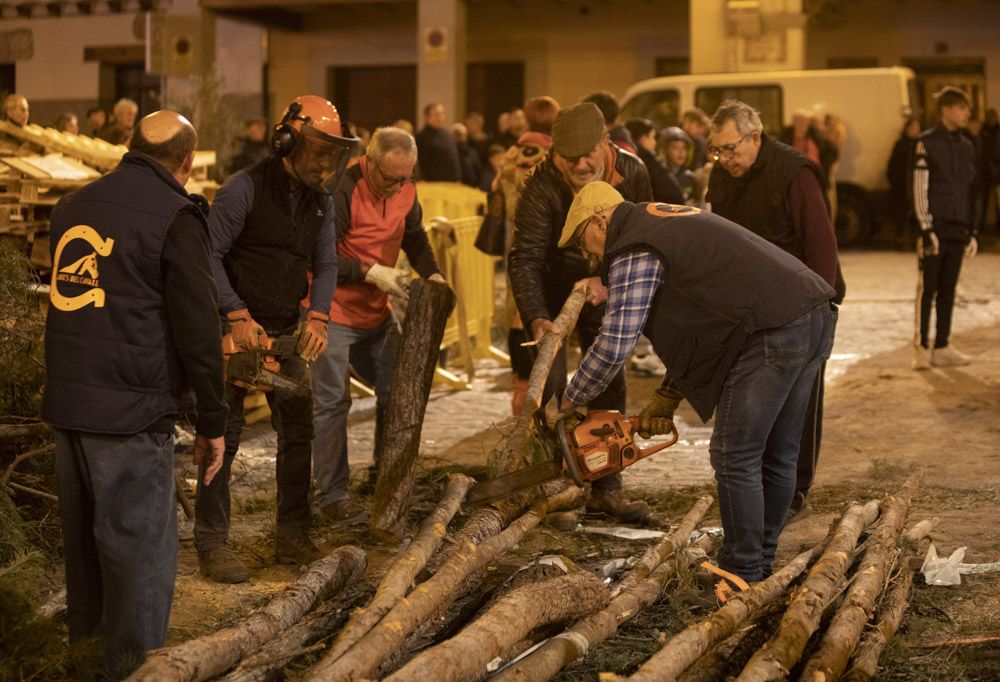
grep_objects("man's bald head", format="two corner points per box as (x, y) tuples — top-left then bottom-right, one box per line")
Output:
(129, 111), (198, 173)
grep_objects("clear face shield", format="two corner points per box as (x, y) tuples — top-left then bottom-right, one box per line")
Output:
(292, 123), (359, 194)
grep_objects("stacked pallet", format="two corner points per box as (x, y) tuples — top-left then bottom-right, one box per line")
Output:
(0, 120), (217, 269)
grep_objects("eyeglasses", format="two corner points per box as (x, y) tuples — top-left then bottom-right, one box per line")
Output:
(707, 132), (752, 161)
(372, 159), (413, 187)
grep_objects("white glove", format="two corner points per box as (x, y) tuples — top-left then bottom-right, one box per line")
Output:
(428, 273), (446, 284)
(365, 263), (410, 301)
(965, 236), (978, 259)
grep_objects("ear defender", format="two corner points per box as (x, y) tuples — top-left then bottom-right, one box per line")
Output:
(271, 101), (306, 158)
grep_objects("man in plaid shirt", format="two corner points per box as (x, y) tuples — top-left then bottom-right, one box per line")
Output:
(555, 182), (837, 584)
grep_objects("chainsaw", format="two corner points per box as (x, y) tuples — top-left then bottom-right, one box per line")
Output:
(468, 410), (679, 504)
(222, 332), (311, 396)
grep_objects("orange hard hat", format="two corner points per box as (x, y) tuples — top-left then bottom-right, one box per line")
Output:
(285, 95), (345, 141)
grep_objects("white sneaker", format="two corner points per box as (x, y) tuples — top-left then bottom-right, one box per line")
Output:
(930, 346), (970, 367)
(630, 352), (666, 376)
(912, 345), (931, 370)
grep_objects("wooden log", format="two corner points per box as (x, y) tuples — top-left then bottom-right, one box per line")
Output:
(305, 484), (586, 682)
(126, 546), (366, 682)
(842, 519), (935, 681)
(0, 421), (50, 443)
(384, 571), (609, 682)
(800, 477), (918, 681)
(370, 278), (456, 544)
(491, 285), (588, 474)
(613, 495), (714, 597)
(735, 499), (881, 682)
(613, 544), (823, 682)
(325, 473), (474, 665)
(1, 442), (54, 486)
(216, 589), (369, 682)
(496, 495), (713, 682)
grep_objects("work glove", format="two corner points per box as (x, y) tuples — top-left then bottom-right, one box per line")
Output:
(226, 309), (268, 350)
(365, 263), (410, 301)
(543, 394), (584, 432)
(638, 385), (684, 439)
(965, 235), (978, 259)
(919, 229), (939, 257)
(297, 310), (329, 362)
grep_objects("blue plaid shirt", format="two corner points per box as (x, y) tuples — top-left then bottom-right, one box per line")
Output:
(565, 251), (664, 405)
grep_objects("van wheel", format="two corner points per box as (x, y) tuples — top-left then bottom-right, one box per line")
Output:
(834, 189), (870, 248)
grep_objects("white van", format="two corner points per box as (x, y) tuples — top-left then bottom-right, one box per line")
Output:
(620, 67), (918, 246)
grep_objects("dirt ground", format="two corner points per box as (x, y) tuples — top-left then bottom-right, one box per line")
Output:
(154, 251), (1000, 679)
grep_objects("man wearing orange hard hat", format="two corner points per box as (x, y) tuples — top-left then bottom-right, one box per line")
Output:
(197, 95), (358, 583)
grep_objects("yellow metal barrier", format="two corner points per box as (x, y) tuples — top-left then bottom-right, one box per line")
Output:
(415, 181), (487, 222)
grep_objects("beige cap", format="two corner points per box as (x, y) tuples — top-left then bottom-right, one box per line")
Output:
(559, 181), (625, 247)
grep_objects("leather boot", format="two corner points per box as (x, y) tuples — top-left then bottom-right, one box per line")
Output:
(275, 532), (323, 566)
(586, 488), (651, 524)
(199, 546), (250, 584)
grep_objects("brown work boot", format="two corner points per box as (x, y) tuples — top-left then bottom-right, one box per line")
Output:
(586, 488), (651, 524)
(543, 510), (580, 532)
(321, 498), (364, 522)
(275, 532), (323, 566)
(198, 546), (250, 584)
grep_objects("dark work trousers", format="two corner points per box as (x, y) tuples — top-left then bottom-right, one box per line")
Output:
(536, 301), (627, 491)
(195, 322), (314, 552)
(918, 238), (966, 349)
(794, 362), (825, 502)
(54, 428), (177, 679)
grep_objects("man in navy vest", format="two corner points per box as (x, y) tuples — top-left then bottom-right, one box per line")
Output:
(43, 110), (226, 677)
(554, 182), (836, 585)
(706, 99), (843, 523)
(198, 95), (356, 583)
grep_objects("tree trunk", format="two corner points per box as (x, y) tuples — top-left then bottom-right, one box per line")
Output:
(801, 477), (918, 681)
(126, 546), (366, 682)
(326, 473), (474, 665)
(216, 590), (369, 682)
(616, 544), (822, 682)
(612, 495), (714, 597)
(496, 495), (714, 682)
(305, 485), (586, 682)
(842, 519), (935, 681)
(385, 571), (609, 682)
(735, 499), (881, 682)
(491, 286), (588, 474)
(370, 279), (456, 544)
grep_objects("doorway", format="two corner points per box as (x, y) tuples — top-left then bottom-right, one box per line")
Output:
(328, 64), (417, 134)
(466, 62), (523, 134)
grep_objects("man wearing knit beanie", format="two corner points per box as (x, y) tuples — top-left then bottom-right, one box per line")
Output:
(508, 100), (654, 523)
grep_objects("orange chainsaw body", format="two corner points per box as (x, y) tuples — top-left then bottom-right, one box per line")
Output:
(561, 410), (678, 485)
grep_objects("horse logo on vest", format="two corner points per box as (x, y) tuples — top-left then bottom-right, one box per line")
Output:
(50, 225), (115, 311)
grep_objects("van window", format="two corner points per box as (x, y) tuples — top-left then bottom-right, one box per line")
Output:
(620, 89), (680, 129)
(695, 86), (783, 133)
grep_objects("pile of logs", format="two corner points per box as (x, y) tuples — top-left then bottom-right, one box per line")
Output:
(601, 475), (930, 682)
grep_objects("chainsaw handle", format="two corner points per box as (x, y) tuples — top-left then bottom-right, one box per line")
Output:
(556, 418), (585, 487)
(627, 416), (679, 456)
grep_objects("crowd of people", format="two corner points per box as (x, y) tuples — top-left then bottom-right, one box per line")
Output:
(37, 80), (990, 678)
(1, 92), (142, 145)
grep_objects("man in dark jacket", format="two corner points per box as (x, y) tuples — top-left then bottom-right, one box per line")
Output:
(415, 103), (462, 181)
(508, 101), (653, 522)
(555, 182), (836, 584)
(707, 99), (842, 521)
(912, 86), (981, 369)
(43, 111), (226, 677)
(198, 95), (356, 583)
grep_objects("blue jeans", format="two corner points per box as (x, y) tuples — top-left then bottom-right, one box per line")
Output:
(55, 429), (177, 678)
(710, 303), (837, 582)
(312, 317), (399, 507)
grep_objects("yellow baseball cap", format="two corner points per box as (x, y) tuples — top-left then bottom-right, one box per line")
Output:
(559, 181), (625, 247)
